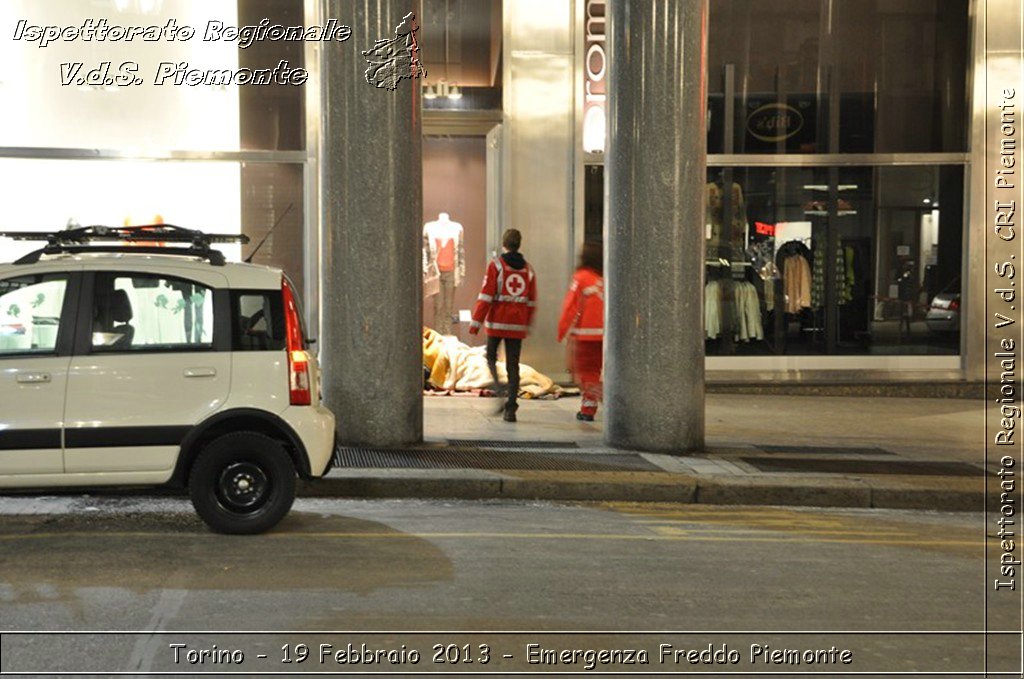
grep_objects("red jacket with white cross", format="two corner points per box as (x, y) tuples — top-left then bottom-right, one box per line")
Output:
(470, 254), (537, 339)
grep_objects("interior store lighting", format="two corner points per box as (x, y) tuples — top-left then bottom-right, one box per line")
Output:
(422, 79), (461, 100)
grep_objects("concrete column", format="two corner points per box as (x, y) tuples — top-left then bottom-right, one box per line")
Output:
(604, 0), (707, 452)
(320, 0), (423, 446)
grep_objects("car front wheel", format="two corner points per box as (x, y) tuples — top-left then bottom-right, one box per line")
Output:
(189, 432), (296, 534)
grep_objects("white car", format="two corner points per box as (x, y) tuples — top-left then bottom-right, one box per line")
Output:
(0, 226), (336, 534)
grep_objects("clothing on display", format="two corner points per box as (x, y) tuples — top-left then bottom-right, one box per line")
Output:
(705, 179), (748, 260)
(733, 281), (764, 342)
(776, 240), (813, 314)
(704, 279), (764, 342)
(423, 212), (466, 335)
(810, 244), (855, 309)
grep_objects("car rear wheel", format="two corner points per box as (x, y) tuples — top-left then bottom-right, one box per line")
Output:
(189, 431), (296, 534)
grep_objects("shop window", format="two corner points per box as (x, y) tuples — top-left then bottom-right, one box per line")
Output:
(707, 0), (968, 154)
(0, 0), (304, 151)
(0, 275), (67, 356)
(422, 136), (487, 340)
(832, 0), (968, 154)
(0, 159), (305, 304)
(703, 165), (964, 357)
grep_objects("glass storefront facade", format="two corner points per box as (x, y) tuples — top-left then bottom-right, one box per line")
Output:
(584, 0), (971, 365)
(706, 0), (969, 155)
(0, 0), (307, 294)
(0, 0), (986, 379)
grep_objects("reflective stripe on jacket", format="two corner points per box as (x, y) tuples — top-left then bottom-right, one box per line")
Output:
(557, 266), (604, 343)
(470, 255), (537, 339)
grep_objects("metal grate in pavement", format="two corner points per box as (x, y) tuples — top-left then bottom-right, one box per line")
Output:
(755, 445), (895, 456)
(334, 446), (660, 472)
(741, 457), (985, 476)
(446, 439), (580, 450)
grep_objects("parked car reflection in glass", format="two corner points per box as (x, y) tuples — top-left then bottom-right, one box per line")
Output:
(925, 277), (960, 333)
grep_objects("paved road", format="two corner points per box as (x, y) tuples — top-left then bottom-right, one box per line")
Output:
(0, 496), (1015, 675)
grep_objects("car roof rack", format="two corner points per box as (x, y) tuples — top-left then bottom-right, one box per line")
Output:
(0, 225), (250, 267)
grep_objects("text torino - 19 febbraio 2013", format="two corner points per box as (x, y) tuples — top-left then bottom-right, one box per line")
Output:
(168, 641), (855, 670)
(13, 18), (355, 87)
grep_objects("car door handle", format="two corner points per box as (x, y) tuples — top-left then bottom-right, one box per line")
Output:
(16, 372), (51, 384)
(184, 368), (217, 378)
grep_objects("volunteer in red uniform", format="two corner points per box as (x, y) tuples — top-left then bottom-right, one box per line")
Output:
(469, 228), (537, 422)
(557, 241), (604, 421)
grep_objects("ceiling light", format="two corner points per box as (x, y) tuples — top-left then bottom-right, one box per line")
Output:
(447, 85), (462, 100)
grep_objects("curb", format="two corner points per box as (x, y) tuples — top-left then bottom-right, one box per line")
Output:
(298, 469), (990, 512)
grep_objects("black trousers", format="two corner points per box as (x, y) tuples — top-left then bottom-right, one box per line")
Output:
(485, 335), (522, 408)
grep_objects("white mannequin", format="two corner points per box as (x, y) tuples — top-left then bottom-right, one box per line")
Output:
(423, 212), (465, 335)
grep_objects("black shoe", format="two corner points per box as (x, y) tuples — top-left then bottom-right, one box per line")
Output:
(576, 412), (594, 422)
(503, 403), (518, 422)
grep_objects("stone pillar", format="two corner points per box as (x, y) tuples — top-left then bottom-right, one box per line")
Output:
(320, 0), (423, 446)
(604, 0), (707, 452)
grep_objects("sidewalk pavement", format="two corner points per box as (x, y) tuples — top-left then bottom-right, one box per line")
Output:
(300, 392), (994, 512)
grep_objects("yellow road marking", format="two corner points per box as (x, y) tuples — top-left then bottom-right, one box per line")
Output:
(0, 530), (986, 548)
(644, 526), (917, 537)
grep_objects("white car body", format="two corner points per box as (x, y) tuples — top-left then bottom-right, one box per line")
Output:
(0, 250), (335, 532)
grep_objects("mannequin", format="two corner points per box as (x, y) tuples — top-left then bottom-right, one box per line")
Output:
(423, 212), (465, 335)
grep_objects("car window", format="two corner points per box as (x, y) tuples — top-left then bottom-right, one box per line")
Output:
(92, 273), (213, 352)
(233, 291), (286, 351)
(0, 274), (67, 356)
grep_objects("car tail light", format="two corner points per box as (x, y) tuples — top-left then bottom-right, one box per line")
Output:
(948, 299), (960, 312)
(282, 277), (311, 406)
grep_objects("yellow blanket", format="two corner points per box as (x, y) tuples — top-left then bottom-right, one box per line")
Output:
(422, 327), (560, 397)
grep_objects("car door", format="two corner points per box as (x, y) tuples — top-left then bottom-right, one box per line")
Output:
(0, 270), (79, 476)
(63, 268), (230, 475)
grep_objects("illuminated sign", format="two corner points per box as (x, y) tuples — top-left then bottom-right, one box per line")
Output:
(754, 221), (775, 237)
(583, 0), (606, 153)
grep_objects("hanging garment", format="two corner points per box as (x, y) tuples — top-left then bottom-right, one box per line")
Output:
(810, 244), (853, 309)
(759, 261), (780, 312)
(733, 281), (764, 342)
(705, 279), (723, 339)
(782, 254), (812, 314)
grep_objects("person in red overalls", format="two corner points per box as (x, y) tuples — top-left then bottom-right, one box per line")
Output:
(557, 241), (604, 421)
(469, 228), (537, 422)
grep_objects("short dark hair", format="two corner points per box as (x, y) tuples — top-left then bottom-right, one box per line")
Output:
(579, 240), (603, 273)
(502, 228), (522, 252)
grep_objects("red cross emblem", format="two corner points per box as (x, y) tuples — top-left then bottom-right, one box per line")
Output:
(505, 273), (526, 297)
